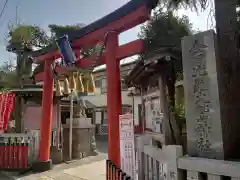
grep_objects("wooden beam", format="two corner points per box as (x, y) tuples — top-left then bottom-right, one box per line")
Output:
(76, 39), (144, 68)
(34, 39), (143, 82)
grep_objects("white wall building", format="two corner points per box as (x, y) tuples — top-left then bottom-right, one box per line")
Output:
(82, 60), (142, 135)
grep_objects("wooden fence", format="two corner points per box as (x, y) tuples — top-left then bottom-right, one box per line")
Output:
(0, 133), (39, 171)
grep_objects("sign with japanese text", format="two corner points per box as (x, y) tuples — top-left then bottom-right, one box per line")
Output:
(119, 113), (136, 179)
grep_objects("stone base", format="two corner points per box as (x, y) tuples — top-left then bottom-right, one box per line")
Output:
(63, 127), (96, 161)
(51, 147), (63, 164)
(32, 160), (52, 173)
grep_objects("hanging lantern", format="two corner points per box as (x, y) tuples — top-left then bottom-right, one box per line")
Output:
(75, 72), (84, 93)
(55, 79), (62, 97)
(68, 73), (76, 91)
(87, 73), (96, 93)
(63, 77), (70, 95)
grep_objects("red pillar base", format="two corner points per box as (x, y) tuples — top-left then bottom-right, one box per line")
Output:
(32, 160), (52, 172)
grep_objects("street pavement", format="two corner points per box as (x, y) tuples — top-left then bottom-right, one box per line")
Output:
(17, 159), (106, 180)
(0, 173), (12, 180)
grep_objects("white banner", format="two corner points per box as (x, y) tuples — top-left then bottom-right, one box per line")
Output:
(119, 113), (136, 179)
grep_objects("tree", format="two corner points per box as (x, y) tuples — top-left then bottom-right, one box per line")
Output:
(48, 24), (104, 59)
(166, 0), (240, 158)
(138, 8), (193, 145)
(48, 24), (84, 39)
(5, 23), (99, 132)
(6, 24), (50, 133)
(32, 24), (104, 75)
(6, 25), (50, 52)
(139, 10), (193, 54)
(32, 24), (85, 75)
(0, 61), (17, 91)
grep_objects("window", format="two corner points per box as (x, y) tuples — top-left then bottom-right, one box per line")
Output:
(61, 111), (70, 124)
(95, 79), (101, 88)
(101, 79), (107, 93)
(95, 111), (102, 124)
(122, 107), (132, 114)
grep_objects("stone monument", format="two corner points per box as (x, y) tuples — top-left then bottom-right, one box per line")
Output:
(63, 99), (97, 161)
(182, 30), (224, 159)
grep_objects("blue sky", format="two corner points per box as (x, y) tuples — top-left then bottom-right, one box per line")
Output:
(0, 0), (212, 65)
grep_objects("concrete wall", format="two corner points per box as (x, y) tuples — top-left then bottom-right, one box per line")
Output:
(23, 104), (58, 130)
(83, 61), (142, 126)
(81, 91), (134, 108)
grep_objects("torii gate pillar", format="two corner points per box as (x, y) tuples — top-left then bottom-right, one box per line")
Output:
(105, 31), (122, 167)
(33, 59), (54, 172)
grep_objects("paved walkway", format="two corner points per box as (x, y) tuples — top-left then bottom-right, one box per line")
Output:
(18, 160), (106, 180)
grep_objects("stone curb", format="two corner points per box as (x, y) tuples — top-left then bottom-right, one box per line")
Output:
(0, 171), (19, 180)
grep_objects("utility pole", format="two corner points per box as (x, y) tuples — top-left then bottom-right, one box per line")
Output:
(15, 5), (18, 25)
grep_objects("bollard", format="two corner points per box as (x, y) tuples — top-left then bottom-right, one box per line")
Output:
(117, 169), (122, 180)
(112, 164), (116, 180)
(106, 160), (133, 180)
(109, 161), (113, 180)
(106, 160), (110, 180)
(122, 172), (126, 180)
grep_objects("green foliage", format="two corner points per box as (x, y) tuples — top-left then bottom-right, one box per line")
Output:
(0, 61), (17, 90)
(175, 85), (185, 124)
(138, 7), (191, 129)
(6, 24), (49, 53)
(32, 62), (44, 75)
(139, 9), (193, 56)
(164, 0), (208, 10)
(48, 24), (84, 39)
(47, 24), (103, 58)
(6, 23), (86, 55)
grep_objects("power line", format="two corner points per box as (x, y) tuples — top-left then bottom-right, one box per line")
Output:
(0, 0), (8, 21)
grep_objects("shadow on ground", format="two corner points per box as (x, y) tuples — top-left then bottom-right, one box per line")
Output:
(96, 135), (108, 155)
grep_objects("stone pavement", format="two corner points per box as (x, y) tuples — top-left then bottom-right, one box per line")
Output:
(18, 160), (106, 180)
(1, 154), (107, 180)
(0, 173), (12, 180)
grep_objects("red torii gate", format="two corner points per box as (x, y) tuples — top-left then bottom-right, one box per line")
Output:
(32, 0), (158, 172)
